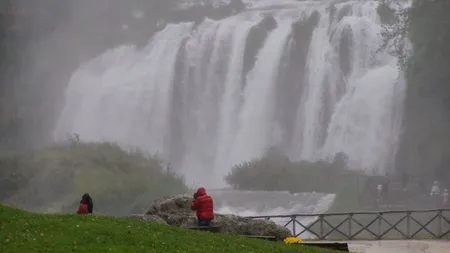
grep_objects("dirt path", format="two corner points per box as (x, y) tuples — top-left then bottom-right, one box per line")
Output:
(348, 240), (450, 253)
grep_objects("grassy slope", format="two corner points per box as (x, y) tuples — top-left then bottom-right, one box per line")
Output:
(0, 205), (340, 253)
(0, 142), (187, 215)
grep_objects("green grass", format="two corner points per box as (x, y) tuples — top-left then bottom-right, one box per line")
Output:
(0, 204), (340, 253)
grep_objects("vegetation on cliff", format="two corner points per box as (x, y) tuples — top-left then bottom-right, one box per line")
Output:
(383, 0), (450, 189)
(0, 141), (187, 216)
(225, 148), (365, 193)
(225, 148), (368, 211)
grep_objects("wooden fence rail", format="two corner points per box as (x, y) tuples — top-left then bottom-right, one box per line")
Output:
(246, 209), (450, 241)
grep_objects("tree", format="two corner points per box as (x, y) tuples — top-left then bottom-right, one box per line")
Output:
(379, 0), (412, 68)
(389, 0), (450, 187)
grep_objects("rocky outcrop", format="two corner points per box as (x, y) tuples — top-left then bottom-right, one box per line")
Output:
(242, 15), (278, 85)
(143, 195), (292, 241)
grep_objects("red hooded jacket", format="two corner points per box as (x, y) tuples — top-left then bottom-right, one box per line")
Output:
(191, 187), (214, 221)
(77, 203), (89, 215)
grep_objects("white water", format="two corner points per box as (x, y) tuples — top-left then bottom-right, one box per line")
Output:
(228, 20), (293, 168)
(210, 189), (336, 238)
(54, 0), (405, 187)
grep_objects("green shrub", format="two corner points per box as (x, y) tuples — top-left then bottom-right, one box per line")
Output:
(0, 142), (188, 216)
(225, 147), (365, 195)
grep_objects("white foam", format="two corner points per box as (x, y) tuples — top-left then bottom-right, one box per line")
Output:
(210, 190), (336, 238)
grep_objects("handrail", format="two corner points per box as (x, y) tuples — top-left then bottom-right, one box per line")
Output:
(246, 208), (450, 241)
(244, 208), (450, 219)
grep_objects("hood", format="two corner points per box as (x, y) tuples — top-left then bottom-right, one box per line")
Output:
(196, 187), (206, 197)
(81, 193), (92, 204)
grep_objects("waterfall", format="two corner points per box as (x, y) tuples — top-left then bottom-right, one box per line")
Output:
(228, 20), (293, 170)
(54, 0), (404, 187)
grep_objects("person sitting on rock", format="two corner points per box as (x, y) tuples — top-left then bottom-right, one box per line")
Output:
(77, 193), (94, 215)
(191, 187), (214, 226)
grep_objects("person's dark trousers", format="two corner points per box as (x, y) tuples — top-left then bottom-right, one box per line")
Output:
(197, 219), (211, 226)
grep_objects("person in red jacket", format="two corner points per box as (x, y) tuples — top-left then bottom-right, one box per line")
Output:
(191, 187), (214, 226)
(77, 193), (93, 215)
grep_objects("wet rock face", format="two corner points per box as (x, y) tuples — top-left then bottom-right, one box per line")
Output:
(242, 15), (278, 86)
(167, 0), (246, 24)
(143, 194), (292, 241)
(212, 214), (292, 240)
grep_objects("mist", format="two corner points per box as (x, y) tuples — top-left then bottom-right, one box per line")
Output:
(1, 0), (245, 149)
(3, 0), (401, 187)
(3, 0), (448, 217)
(53, 0), (403, 187)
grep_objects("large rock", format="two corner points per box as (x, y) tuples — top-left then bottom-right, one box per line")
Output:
(147, 195), (193, 215)
(145, 194), (292, 241)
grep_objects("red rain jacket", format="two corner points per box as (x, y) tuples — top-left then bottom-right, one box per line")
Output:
(77, 203), (89, 215)
(191, 187), (214, 221)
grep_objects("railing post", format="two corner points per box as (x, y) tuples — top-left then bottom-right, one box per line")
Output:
(437, 210), (442, 239)
(378, 213), (382, 240)
(291, 216), (296, 237)
(348, 213), (353, 240)
(406, 211), (411, 239)
(319, 214), (324, 240)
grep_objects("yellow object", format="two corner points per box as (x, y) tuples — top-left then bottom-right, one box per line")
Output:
(283, 237), (303, 244)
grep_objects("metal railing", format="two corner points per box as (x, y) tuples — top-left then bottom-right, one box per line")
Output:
(246, 208), (450, 240)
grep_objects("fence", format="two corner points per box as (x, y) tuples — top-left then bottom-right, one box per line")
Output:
(247, 209), (450, 240)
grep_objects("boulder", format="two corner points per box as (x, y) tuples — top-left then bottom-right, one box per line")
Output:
(147, 195), (192, 215)
(145, 194), (292, 241)
(212, 213), (292, 241)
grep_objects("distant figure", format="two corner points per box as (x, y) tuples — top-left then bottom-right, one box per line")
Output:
(443, 189), (449, 207)
(430, 181), (440, 196)
(191, 187), (214, 226)
(401, 171), (409, 191)
(375, 184), (383, 207)
(77, 193), (94, 215)
(377, 184), (383, 198)
(430, 181), (441, 208)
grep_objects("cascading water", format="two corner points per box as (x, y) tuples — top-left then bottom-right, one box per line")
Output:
(54, 0), (405, 187)
(210, 189), (336, 238)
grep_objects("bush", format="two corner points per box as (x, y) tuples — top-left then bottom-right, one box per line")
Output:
(225, 147), (366, 195)
(0, 142), (188, 216)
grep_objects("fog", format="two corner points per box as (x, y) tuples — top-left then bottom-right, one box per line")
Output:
(1, 0), (245, 149)
(54, 0), (403, 186)
(0, 0), (416, 215)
